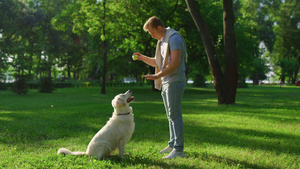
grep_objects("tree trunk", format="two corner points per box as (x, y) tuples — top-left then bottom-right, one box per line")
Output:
(223, 0), (239, 103)
(185, 0), (238, 105)
(48, 54), (52, 78)
(101, 0), (107, 94)
(67, 60), (71, 79)
(101, 39), (108, 94)
(292, 64), (299, 84)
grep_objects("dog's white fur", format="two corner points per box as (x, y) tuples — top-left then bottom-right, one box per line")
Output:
(57, 90), (135, 159)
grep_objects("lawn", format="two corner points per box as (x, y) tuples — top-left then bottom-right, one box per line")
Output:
(0, 85), (299, 168)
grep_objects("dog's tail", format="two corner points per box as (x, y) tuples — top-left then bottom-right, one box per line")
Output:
(57, 148), (86, 156)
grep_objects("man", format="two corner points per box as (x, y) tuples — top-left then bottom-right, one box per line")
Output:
(132, 16), (187, 159)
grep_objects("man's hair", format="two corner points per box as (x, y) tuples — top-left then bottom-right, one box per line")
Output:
(143, 16), (164, 32)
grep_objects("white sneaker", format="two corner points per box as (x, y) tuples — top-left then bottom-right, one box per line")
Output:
(159, 146), (173, 154)
(162, 150), (185, 159)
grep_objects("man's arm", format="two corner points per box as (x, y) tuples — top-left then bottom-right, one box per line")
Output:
(133, 52), (156, 67)
(143, 49), (181, 80)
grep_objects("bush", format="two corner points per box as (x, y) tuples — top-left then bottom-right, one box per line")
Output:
(39, 77), (55, 93)
(193, 75), (207, 87)
(0, 82), (8, 90)
(80, 81), (95, 87)
(237, 81), (248, 88)
(54, 82), (74, 88)
(12, 75), (28, 94)
(27, 82), (40, 89)
(105, 81), (145, 88)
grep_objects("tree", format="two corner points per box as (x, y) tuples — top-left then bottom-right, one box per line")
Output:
(235, 0), (269, 85)
(250, 57), (269, 85)
(107, 0), (192, 90)
(0, 0), (25, 82)
(52, 0), (118, 94)
(271, 0), (300, 83)
(0, 0), (33, 94)
(52, 0), (192, 92)
(185, 0), (239, 105)
(248, 0), (300, 84)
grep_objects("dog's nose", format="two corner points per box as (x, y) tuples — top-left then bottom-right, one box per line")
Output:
(125, 90), (132, 95)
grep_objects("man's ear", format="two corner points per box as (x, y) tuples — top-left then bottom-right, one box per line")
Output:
(156, 26), (162, 31)
(117, 98), (126, 106)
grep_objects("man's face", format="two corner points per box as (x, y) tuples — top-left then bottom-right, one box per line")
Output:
(147, 26), (162, 40)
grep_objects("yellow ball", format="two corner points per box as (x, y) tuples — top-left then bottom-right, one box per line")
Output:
(133, 54), (138, 60)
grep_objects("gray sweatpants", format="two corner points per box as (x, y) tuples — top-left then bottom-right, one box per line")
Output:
(161, 81), (186, 152)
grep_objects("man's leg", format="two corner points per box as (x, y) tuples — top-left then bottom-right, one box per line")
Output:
(161, 83), (175, 148)
(167, 81), (185, 152)
(161, 81), (186, 159)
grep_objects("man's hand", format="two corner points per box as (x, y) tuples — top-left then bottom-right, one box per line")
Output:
(142, 74), (159, 80)
(141, 49), (182, 81)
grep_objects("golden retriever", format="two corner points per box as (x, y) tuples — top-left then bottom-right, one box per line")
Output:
(57, 90), (135, 159)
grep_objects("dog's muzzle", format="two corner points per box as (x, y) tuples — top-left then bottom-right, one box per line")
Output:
(126, 90), (134, 103)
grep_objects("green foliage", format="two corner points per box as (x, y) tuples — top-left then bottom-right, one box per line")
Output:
(237, 80), (248, 88)
(273, 57), (298, 82)
(11, 75), (29, 94)
(0, 73), (7, 90)
(250, 57), (269, 84)
(0, 86), (299, 168)
(271, 0), (300, 83)
(54, 82), (75, 88)
(1, 0), (299, 94)
(234, 0), (266, 83)
(235, 0), (299, 84)
(184, 0), (221, 79)
(39, 77), (55, 93)
(0, 82), (8, 90)
(25, 80), (146, 89)
(192, 74), (206, 87)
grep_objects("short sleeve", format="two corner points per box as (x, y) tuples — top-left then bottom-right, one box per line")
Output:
(169, 34), (183, 52)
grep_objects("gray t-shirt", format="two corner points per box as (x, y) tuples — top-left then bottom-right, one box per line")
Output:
(160, 32), (186, 83)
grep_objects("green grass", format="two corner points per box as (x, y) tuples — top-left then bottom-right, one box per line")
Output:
(0, 85), (299, 168)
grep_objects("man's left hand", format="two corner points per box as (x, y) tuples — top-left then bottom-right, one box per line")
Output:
(142, 74), (159, 80)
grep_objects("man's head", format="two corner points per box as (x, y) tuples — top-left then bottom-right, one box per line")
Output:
(143, 16), (166, 40)
(143, 16), (164, 32)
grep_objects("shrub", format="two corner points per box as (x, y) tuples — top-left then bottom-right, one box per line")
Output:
(193, 74), (207, 87)
(0, 82), (7, 90)
(237, 81), (248, 88)
(54, 82), (74, 88)
(80, 81), (95, 87)
(27, 82), (39, 89)
(39, 77), (55, 93)
(12, 75), (28, 94)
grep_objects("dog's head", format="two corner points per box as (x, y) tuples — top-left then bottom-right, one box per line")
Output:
(112, 90), (134, 108)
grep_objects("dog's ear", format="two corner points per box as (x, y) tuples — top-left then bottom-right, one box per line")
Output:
(117, 98), (126, 106)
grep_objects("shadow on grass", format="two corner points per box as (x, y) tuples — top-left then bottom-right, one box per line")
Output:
(121, 155), (198, 169)
(0, 86), (299, 168)
(184, 123), (299, 155)
(1, 101), (298, 156)
(0, 107), (112, 146)
(133, 110), (299, 156)
(186, 151), (270, 169)
(183, 104), (299, 125)
(96, 153), (203, 169)
(92, 151), (270, 169)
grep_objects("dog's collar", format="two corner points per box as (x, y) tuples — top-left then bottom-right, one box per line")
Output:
(117, 112), (131, 116)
